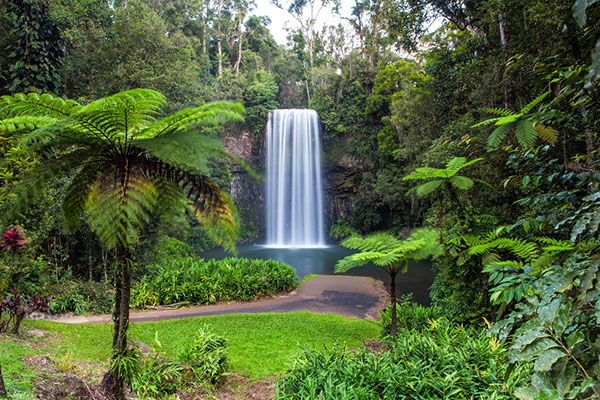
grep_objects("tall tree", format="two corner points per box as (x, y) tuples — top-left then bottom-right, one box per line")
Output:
(0, 89), (245, 399)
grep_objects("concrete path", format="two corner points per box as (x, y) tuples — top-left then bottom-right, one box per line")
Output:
(52, 275), (389, 324)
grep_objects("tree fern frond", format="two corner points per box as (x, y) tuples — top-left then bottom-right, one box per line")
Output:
(472, 117), (503, 128)
(515, 119), (538, 148)
(62, 163), (104, 232)
(453, 157), (483, 171)
(445, 157), (467, 170)
(415, 179), (443, 197)
(0, 93), (82, 118)
(483, 107), (517, 117)
(86, 172), (158, 249)
(137, 101), (244, 139)
(81, 89), (166, 132)
(450, 175), (474, 191)
(0, 116), (58, 133)
(487, 124), (511, 148)
(520, 91), (550, 114)
(1, 149), (92, 225)
(535, 124), (559, 146)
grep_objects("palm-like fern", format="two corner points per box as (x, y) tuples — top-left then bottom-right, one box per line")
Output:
(336, 228), (442, 337)
(403, 157), (487, 227)
(472, 91), (559, 148)
(0, 89), (246, 399)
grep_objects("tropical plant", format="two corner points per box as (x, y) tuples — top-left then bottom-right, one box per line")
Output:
(472, 92), (559, 149)
(336, 228), (442, 337)
(276, 318), (529, 400)
(490, 246), (600, 399)
(402, 157), (485, 225)
(0, 89), (246, 399)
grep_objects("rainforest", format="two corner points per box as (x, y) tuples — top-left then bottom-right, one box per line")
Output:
(0, 0), (599, 399)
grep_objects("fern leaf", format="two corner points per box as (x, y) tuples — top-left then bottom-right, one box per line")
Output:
(0, 116), (57, 133)
(483, 107), (517, 117)
(536, 124), (559, 146)
(515, 119), (538, 148)
(445, 157), (467, 170)
(450, 175), (474, 191)
(520, 91), (550, 114)
(415, 179), (443, 197)
(472, 117), (503, 128)
(0, 93), (82, 118)
(487, 124), (511, 148)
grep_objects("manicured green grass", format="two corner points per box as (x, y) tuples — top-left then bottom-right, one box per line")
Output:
(27, 311), (378, 379)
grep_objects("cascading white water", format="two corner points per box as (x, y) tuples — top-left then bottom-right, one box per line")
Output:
(265, 109), (326, 248)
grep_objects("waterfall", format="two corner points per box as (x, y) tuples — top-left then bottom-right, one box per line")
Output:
(265, 109), (326, 248)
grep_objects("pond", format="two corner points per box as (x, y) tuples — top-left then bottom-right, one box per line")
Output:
(199, 244), (435, 305)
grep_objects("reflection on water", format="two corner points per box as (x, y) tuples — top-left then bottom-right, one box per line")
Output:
(199, 244), (435, 305)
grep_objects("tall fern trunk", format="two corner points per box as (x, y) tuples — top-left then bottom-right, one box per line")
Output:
(0, 362), (7, 398)
(389, 268), (398, 338)
(102, 246), (132, 400)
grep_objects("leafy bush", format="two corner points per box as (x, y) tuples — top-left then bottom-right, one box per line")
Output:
(130, 326), (228, 399)
(490, 249), (600, 399)
(276, 318), (529, 399)
(379, 294), (443, 334)
(177, 325), (228, 383)
(48, 280), (113, 315)
(131, 257), (298, 307)
(328, 219), (359, 241)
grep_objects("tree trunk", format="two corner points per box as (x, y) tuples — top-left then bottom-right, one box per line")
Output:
(234, 16), (243, 75)
(0, 362), (7, 398)
(389, 269), (398, 338)
(102, 246), (132, 400)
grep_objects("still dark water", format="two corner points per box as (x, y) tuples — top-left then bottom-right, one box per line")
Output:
(199, 244), (435, 305)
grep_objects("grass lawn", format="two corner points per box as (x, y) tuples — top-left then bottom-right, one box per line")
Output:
(26, 311), (379, 379)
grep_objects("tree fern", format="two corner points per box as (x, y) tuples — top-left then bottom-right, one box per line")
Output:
(336, 228), (442, 337)
(473, 91), (554, 149)
(0, 89), (248, 398)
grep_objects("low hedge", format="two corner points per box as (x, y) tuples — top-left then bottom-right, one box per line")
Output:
(132, 257), (298, 307)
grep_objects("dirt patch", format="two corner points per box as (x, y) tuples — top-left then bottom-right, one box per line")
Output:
(212, 374), (277, 400)
(25, 355), (114, 400)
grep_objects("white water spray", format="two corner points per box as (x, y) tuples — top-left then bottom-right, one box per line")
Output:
(265, 109), (326, 248)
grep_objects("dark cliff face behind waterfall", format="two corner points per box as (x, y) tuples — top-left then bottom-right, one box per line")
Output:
(223, 126), (265, 239)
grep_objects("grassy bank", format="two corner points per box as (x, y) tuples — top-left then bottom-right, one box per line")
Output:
(1, 311), (378, 398)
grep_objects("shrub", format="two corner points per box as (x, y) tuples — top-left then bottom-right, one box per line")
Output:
(379, 293), (443, 335)
(48, 280), (113, 315)
(177, 325), (228, 383)
(276, 318), (529, 399)
(131, 257), (298, 307)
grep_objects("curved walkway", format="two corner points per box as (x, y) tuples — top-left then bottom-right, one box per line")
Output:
(53, 275), (389, 324)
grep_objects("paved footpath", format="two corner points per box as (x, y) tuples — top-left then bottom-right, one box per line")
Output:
(53, 275), (389, 324)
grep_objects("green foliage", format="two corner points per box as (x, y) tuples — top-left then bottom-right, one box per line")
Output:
(403, 157), (483, 197)
(276, 318), (528, 400)
(131, 257), (298, 307)
(473, 92), (558, 149)
(176, 325), (228, 383)
(328, 219), (359, 241)
(48, 280), (113, 315)
(379, 294), (443, 335)
(490, 248), (600, 399)
(336, 228), (442, 275)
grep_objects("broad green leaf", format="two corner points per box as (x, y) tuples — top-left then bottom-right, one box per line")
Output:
(534, 348), (566, 372)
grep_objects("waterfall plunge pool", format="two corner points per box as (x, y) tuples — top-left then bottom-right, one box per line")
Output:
(198, 244), (435, 305)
